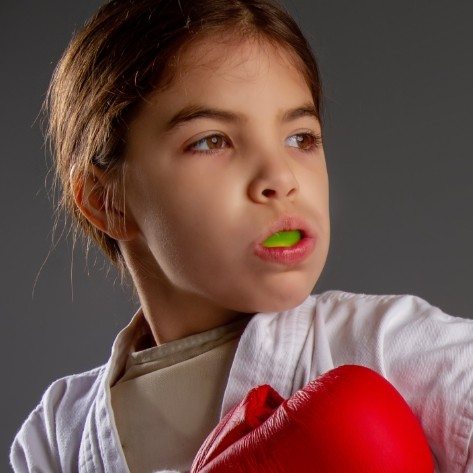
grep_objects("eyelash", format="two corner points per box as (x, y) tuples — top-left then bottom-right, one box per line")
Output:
(186, 132), (323, 156)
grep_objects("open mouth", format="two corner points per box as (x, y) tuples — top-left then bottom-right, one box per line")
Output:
(262, 230), (303, 248)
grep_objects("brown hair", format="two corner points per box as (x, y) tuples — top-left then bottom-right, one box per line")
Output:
(43, 0), (324, 291)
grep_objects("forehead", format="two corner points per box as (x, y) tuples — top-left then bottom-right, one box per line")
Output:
(151, 34), (311, 102)
(125, 34), (318, 142)
(179, 34), (301, 77)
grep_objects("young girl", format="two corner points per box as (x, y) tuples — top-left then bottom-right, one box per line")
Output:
(10, 0), (473, 471)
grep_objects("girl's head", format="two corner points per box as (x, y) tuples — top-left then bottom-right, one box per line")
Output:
(45, 0), (330, 324)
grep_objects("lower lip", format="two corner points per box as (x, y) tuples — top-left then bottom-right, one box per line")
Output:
(254, 236), (316, 265)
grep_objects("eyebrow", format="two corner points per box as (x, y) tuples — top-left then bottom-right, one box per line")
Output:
(163, 102), (319, 133)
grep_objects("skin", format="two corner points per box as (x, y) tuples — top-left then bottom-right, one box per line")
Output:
(74, 35), (330, 345)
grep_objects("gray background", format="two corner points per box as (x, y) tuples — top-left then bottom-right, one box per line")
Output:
(2, 0), (472, 470)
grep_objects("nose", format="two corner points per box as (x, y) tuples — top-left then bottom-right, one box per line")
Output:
(247, 152), (300, 203)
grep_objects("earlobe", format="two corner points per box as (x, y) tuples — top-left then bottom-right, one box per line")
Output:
(71, 164), (140, 241)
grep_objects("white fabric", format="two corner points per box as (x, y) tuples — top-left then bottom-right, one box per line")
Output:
(9, 290), (473, 472)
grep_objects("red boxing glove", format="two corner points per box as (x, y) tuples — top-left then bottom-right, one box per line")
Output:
(191, 364), (434, 472)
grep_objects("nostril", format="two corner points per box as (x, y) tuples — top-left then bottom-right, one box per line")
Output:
(262, 189), (276, 197)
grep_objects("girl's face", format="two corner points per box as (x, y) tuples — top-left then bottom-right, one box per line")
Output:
(121, 36), (330, 316)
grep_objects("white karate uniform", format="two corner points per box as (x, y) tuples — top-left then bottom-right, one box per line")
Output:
(9, 290), (473, 472)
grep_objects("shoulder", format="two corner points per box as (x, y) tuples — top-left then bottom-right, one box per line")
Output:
(311, 290), (473, 471)
(286, 289), (435, 321)
(43, 363), (106, 406)
(33, 363), (106, 427)
(10, 364), (106, 472)
(309, 289), (471, 337)
(312, 288), (440, 313)
(310, 289), (473, 395)
(313, 289), (473, 354)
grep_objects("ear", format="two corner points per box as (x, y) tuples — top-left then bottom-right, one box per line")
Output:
(70, 164), (140, 241)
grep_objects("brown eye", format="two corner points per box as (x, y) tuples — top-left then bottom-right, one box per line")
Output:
(205, 135), (225, 149)
(188, 134), (230, 155)
(296, 134), (312, 149)
(288, 132), (323, 153)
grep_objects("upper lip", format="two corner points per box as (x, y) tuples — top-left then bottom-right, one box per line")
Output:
(256, 213), (317, 246)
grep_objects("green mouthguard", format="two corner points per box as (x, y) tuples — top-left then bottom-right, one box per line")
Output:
(262, 230), (302, 248)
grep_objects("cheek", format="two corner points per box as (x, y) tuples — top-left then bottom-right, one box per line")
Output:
(299, 166), (329, 207)
(123, 162), (163, 229)
(311, 165), (330, 205)
(151, 220), (237, 294)
(155, 193), (243, 269)
(145, 196), (221, 256)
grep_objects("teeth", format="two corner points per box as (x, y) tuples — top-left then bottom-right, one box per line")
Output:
(263, 230), (302, 248)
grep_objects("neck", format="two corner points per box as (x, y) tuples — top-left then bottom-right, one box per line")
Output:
(120, 240), (254, 346)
